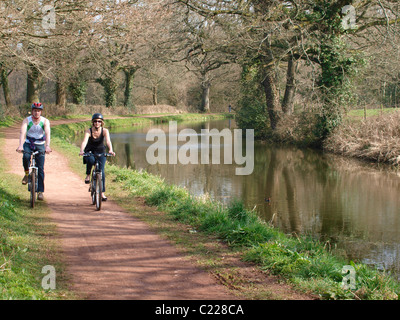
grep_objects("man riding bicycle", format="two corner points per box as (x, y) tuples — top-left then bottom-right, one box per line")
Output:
(16, 102), (52, 201)
(79, 113), (115, 201)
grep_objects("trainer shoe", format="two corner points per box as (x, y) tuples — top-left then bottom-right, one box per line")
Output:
(37, 192), (44, 201)
(22, 175), (29, 185)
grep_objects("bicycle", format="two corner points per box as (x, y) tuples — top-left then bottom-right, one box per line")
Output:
(23, 150), (45, 208)
(82, 152), (113, 211)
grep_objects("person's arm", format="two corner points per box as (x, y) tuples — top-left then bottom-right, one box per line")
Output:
(16, 118), (28, 152)
(44, 119), (52, 153)
(79, 130), (91, 155)
(104, 128), (115, 156)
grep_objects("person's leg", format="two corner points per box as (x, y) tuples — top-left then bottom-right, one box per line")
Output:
(35, 144), (46, 193)
(86, 155), (95, 179)
(22, 142), (32, 184)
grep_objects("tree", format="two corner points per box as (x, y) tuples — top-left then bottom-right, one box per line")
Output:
(176, 0), (400, 140)
(87, 0), (169, 108)
(0, 61), (13, 109)
(168, 3), (238, 112)
(1, 0), (93, 108)
(174, 0), (301, 127)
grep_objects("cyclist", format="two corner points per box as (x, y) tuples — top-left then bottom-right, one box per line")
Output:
(16, 102), (52, 201)
(79, 113), (115, 201)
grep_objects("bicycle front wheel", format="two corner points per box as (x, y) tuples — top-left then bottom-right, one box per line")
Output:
(30, 171), (36, 208)
(91, 173), (96, 205)
(95, 172), (102, 211)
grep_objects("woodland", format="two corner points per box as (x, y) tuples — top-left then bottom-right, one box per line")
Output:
(1, 0), (400, 145)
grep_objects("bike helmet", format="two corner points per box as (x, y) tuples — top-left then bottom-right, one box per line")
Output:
(92, 113), (104, 122)
(31, 102), (43, 110)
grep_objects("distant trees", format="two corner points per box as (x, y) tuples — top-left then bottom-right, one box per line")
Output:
(175, 14), (237, 112)
(0, 0), (173, 110)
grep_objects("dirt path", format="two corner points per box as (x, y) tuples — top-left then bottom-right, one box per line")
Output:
(1, 119), (312, 300)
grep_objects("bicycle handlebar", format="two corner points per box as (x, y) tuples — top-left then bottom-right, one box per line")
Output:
(21, 150), (46, 156)
(81, 152), (114, 157)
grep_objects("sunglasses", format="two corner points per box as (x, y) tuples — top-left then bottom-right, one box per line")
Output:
(93, 120), (103, 123)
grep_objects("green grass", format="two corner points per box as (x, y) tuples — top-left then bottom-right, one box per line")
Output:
(346, 107), (398, 120)
(0, 116), (19, 128)
(0, 135), (74, 299)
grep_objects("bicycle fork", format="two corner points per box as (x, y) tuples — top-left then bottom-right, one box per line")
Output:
(28, 161), (38, 192)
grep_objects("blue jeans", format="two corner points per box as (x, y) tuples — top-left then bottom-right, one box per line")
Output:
(23, 142), (45, 193)
(85, 154), (106, 192)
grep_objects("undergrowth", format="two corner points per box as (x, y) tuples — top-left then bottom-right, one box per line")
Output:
(324, 110), (400, 165)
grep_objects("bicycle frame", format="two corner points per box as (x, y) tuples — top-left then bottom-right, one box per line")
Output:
(24, 150), (42, 208)
(83, 152), (112, 211)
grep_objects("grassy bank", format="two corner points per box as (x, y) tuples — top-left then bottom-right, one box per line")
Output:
(51, 115), (400, 300)
(324, 109), (400, 165)
(272, 107), (400, 166)
(0, 135), (74, 299)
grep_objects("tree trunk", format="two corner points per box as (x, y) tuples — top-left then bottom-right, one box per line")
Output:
(97, 77), (117, 108)
(282, 56), (296, 115)
(0, 63), (12, 109)
(123, 67), (137, 109)
(26, 64), (42, 103)
(201, 81), (210, 113)
(69, 77), (87, 105)
(152, 85), (158, 105)
(104, 78), (117, 108)
(56, 78), (67, 108)
(262, 66), (280, 130)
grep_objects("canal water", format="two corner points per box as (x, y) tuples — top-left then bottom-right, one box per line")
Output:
(75, 119), (400, 278)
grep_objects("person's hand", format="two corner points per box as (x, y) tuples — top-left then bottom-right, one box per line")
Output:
(79, 151), (85, 156)
(16, 146), (23, 153)
(109, 151), (115, 156)
(45, 146), (52, 154)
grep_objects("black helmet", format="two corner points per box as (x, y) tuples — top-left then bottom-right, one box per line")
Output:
(92, 113), (104, 122)
(31, 102), (43, 110)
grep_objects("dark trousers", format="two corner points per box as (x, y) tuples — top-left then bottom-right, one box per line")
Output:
(23, 142), (45, 193)
(85, 154), (106, 192)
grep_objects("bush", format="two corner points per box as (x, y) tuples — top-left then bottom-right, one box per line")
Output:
(235, 97), (271, 140)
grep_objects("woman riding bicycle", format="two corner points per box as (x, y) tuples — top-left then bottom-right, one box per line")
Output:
(79, 113), (115, 201)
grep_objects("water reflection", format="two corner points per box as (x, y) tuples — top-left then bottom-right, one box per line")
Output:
(74, 119), (400, 277)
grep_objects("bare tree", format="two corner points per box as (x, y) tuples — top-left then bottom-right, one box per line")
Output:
(175, 0), (400, 135)
(169, 6), (237, 112)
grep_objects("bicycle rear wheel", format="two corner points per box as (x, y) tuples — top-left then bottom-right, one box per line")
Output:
(30, 171), (36, 208)
(95, 172), (102, 211)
